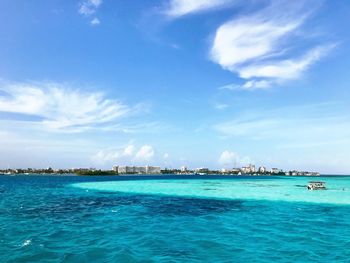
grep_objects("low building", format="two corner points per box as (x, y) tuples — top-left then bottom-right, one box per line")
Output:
(231, 168), (241, 174)
(134, 166), (147, 174)
(196, 168), (209, 174)
(271, 168), (281, 174)
(116, 165), (161, 174)
(117, 166), (133, 174)
(146, 166), (161, 174)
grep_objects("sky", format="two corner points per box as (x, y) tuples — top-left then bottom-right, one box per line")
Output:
(0, 0), (350, 174)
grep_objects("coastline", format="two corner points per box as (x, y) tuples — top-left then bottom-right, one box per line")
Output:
(1, 173), (348, 177)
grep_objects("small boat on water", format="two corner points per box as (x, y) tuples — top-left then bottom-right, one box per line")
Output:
(307, 181), (326, 190)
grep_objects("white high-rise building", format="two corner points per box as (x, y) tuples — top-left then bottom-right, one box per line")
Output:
(258, 166), (266, 173)
(146, 166), (161, 174)
(180, 166), (188, 172)
(242, 164), (255, 174)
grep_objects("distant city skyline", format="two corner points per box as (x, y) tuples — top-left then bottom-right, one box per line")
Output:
(0, 0), (350, 174)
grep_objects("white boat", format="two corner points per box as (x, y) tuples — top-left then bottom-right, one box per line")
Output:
(307, 181), (326, 190)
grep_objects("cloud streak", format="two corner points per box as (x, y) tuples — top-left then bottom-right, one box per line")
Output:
(213, 102), (350, 148)
(0, 82), (135, 132)
(210, 1), (334, 89)
(163, 0), (234, 18)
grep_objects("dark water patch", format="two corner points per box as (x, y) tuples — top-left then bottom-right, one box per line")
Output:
(11, 193), (245, 221)
(200, 182), (221, 188)
(95, 191), (121, 195)
(13, 195), (142, 220)
(141, 196), (245, 217)
(240, 182), (282, 188)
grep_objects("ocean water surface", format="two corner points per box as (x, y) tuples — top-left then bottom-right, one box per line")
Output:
(1, 175), (350, 262)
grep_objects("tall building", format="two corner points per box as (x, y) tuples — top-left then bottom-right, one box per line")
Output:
(242, 164), (256, 174)
(180, 166), (188, 172)
(258, 166), (266, 173)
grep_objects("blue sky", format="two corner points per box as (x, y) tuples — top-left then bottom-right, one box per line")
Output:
(0, 0), (350, 174)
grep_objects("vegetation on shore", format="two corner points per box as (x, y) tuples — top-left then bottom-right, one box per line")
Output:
(75, 170), (117, 176)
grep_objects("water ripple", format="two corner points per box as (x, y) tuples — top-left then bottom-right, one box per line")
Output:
(1, 176), (350, 262)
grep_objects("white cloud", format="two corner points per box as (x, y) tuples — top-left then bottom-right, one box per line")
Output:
(210, 16), (301, 70)
(218, 150), (251, 167)
(95, 121), (171, 134)
(218, 83), (239, 91)
(241, 80), (272, 89)
(92, 144), (156, 165)
(79, 0), (102, 15)
(90, 18), (100, 26)
(92, 144), (133, 165)
(123, 145), (135, 156)
(163, 0), (234, 18)
(210, 2), (334, 89)
(214, 103), (229, 110)
(238, 45), (334, 80)
(135, 145), (155, 161)
(93, 149), (120, 164)
(218, 80), (272, 90)
(163, 153), (169, 159)
(0, 82), (134, 132)
(218, 150), (237, 166)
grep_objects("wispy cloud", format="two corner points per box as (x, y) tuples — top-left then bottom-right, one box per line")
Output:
(238, 45), (334, 80)
(213, 102), (350, 148)
(78, 0), (102, 25)
(210, 1), (335, 89)
(163, 0), (234, 18)
(213, 103), (229, 110)
(0, 81), (138, 132)
(78, 0), (102, 15)
(218, 80), (272, 91)
(135, 145), (155, 161)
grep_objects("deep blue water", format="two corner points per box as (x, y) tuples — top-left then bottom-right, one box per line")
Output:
(1, 175), (350, 262)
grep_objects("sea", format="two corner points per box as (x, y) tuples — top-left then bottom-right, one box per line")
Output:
(0, 175), (349, 262)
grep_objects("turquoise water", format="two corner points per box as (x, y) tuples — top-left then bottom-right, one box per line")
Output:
(1, 175), (350, 262)
(73, 176), (350, 205)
